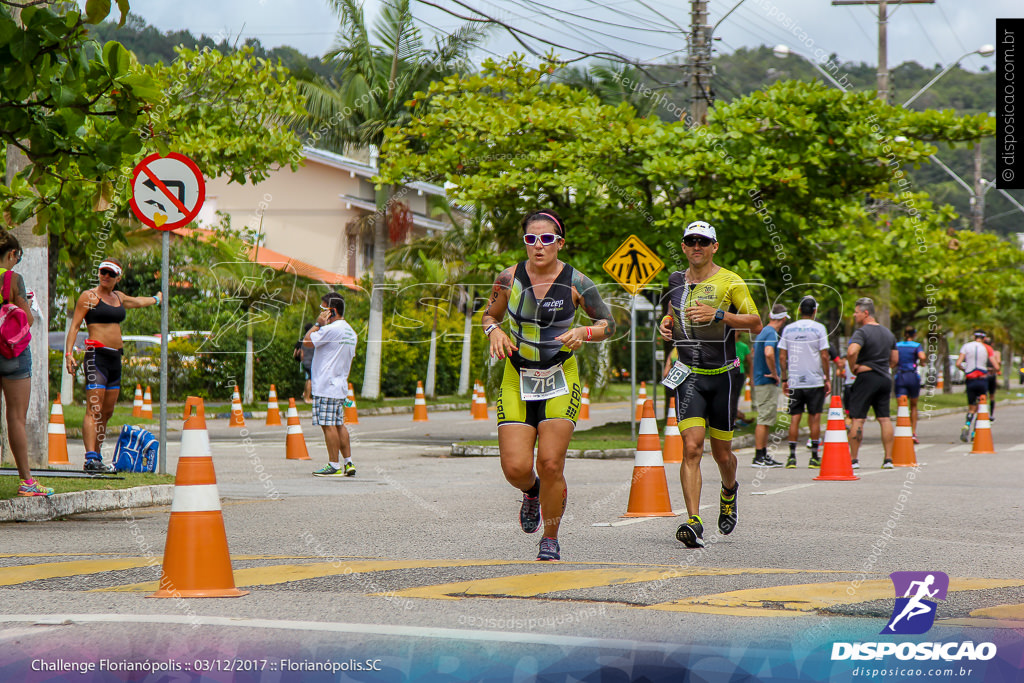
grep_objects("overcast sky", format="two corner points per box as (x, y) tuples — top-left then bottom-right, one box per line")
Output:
(123, 0), (1017, 73)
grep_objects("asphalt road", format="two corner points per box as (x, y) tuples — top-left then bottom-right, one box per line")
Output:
(3, 398), (1023, 681)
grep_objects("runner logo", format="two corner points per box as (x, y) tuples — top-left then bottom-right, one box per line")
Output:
(882, 571), (949, 635)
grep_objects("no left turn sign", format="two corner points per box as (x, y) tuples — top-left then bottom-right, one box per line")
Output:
(130, 152), (206, 231)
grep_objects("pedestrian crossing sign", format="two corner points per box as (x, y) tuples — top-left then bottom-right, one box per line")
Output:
(603, 235), (664, 295)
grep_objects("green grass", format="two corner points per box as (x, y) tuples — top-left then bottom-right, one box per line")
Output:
(1, 471), (175, 500)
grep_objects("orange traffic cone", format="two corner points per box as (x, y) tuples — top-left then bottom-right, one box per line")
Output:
(474, 379), (489, 421)
(131, 384), (144, 417)
(285, 397), (310, 460)
(662, 396), (683, 464)
(937, 375), (944, 391)
(579, 385), (590, 421)
(635, 382), (648, 422)
(891, 395), (917, 466)
(229, 385), (245, 427)
(48, 399), (71, 465)
(970, 395), (996, 455)
(744, 379), (751, 403)
(470, 380), (481, 419)
(413, 381), (429, 422)
(345, 383), (359, 425)
(623, 400), (675, 517)
(815, 395), (859, 481)
(141, 386), (153, 419)
(148, 397), (248, 598)
(265, 384), (282, 425)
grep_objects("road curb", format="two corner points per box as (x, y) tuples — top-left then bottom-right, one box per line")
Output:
(0, 485), (174, 523)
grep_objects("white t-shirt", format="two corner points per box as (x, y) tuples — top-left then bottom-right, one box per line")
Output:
(310, 319), (358, 399)
(958, 340), (990, 376)
(778, 318), (830, 388)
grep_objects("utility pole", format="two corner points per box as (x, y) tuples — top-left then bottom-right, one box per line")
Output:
(687, 0), (711, 126)
(972, 142), (985, 232)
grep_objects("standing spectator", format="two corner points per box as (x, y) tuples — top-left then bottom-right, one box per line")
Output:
(294, 323), (315, 403)
(957, 330), (998, 442)
(751, 304), (789, 468)
(658, 221), (762, 549)
(895, 327), (927, 443)
(305, 293), (359, 477)
(983, 335), (1000, 420)
(0, 234), (51, 496)
(778, 296), (831, 469)
(846, 298), (898, 469)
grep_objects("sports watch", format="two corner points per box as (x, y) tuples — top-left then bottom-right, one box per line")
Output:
(714, 308), (725, 322)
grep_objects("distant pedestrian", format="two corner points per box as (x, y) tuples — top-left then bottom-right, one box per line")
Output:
(895, 327), (927, 443)
(778, 296), (831, 469)
(306, 293), (359, 477)
(956, 330), (998, 443)
(983, 335), (1000, 419)
(846, 298), (898, 469)
(751, 304), (788, 468)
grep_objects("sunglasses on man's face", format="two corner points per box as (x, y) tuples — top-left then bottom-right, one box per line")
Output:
(99, 268), (118, 277)
(523, 233), (561, 247)
(683, 236), (714, 247)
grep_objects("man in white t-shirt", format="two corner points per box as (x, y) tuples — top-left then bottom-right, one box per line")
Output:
(304, 292), (359, 477)
(778, 296), (831, 469)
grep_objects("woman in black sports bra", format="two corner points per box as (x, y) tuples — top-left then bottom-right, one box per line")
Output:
(65, 258), (161, 472)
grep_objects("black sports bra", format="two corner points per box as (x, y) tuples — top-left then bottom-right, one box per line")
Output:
(84, 293), (126, 325)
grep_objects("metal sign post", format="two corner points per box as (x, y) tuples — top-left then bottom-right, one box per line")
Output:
(159, 232), (169, 474)
(630, 297), (636, 442)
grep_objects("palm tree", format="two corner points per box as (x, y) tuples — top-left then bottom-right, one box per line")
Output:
(299, 0), (486, 399)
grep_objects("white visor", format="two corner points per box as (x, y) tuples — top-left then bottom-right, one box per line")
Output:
(98, 261), (122, 276)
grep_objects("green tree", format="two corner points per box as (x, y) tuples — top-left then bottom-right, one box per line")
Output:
(297, 0), (486, 400)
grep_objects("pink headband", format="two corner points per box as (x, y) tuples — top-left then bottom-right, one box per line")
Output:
(535, 212), (563, 233)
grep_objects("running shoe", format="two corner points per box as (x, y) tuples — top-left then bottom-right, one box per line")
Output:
(344, 462), (356, 477)
(808, 455), (821, 468)
(537, 536), (560, 561)
(785, 455), (797, 469)
(718, 483), (738, 535)
(751, 454), (767, 467)
(17, 479), (54, 497)
(312, 463), (344, 477)
(851, 459), (860, 469)
(881, 459), (894, 469)
(676, 515), (705, 548)
(960, 424), (970, 443)
(519, 493), (541, 534)
(83, 458), (109, 473)
(912, 434), (919, 444)
(763, 456), (785, 468)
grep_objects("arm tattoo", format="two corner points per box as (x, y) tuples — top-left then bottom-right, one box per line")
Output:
(572, 270), (615, 336)
(482, 267), (515, 326)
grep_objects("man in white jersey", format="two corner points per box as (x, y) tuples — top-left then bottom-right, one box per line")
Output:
(778, 296), (831, 469)
(956, 330), (998, 443)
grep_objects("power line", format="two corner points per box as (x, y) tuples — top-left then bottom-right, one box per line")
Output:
(503, 0), (679, 53)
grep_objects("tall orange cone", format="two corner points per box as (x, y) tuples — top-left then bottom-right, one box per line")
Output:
(48, 399), (71, 465)
(634, 381), (648, 421)
(148, 397), (248, 598)
(474, 379), (489, 421)
(891, 395), (917, 466)
(470, 380), (481, 419)
(937, 374), (944, 391)
(815, 395), (859, 481)
(141, 386), (153, 419)
(413, 381), (429, 422)
(285, 397), (310, 460)
(265, 384), (282, 425)
(344, 383), (359, 425)
(228, 385), (245, 427)
(744, 379), (752, 403)
(662, 396), (683, 464)
(970, 395), (996, 455)
(623, 400), (675, 517)
(579, 385), (590, 421)
(131, 384), (144, 417)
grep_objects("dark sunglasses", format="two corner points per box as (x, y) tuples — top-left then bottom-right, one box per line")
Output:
(683, 236), (714, 247)
(523, 233), (562, 246)
(99, 268), (119, 277)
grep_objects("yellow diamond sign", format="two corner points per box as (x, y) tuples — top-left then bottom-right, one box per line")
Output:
(603, 235), (665, 295)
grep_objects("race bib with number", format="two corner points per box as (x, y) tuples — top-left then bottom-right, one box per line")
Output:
(662, 361), (692, 390)
(519, 364), (569, 401)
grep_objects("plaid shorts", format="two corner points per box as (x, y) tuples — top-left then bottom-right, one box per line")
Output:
(312, 396), (346, 426)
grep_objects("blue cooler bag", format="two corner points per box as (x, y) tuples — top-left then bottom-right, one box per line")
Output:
(112, 425), (159, 473)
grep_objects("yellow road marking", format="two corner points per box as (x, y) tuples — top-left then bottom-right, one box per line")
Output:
(0, 559), (157, 586)
(387, 567), (803, 601)
(967, 604), (1024, 620)
(645, 578), (1024, 615)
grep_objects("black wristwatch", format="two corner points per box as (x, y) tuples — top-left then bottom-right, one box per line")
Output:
(714, 308), (725, 322)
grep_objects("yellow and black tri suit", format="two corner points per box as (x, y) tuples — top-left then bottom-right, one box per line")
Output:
(496, 261), (582, 428)
(665, 267), (758, 439)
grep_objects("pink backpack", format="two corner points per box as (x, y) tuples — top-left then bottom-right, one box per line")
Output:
(0, 270), (31, 359)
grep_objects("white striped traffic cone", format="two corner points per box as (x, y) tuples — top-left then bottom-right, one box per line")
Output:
(623, 400), (674, 517)
(970, 395), (996, 455)
(413, 381), (428, 422)
(131, 384), (143, 417)
(229, 385), (245, 427)
(891, 395), (917, 466)
(635, 382), (647, 422)
(474, 379), (488, 421)
(579, 385), (590, 420)
(344, 383), (359, 425)
(265, 385), (282, 426)
(141, 386), (153, 419)
(662, 396), (683, 465)
(285, 397), (310, 460)
(48, 399), (71, 465)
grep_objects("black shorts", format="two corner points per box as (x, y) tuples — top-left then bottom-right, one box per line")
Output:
(842, 383), (854, 416)
(674, 369), (742, 440)
(787, 386), (825, 415)
(84, 347), (123, 391)
(497, 356), (582, 429)
(966, 377), (989, 406)
(987, 375), (998, 395)
(848, 371), (892, 420)
(894, 370), (921, 399)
